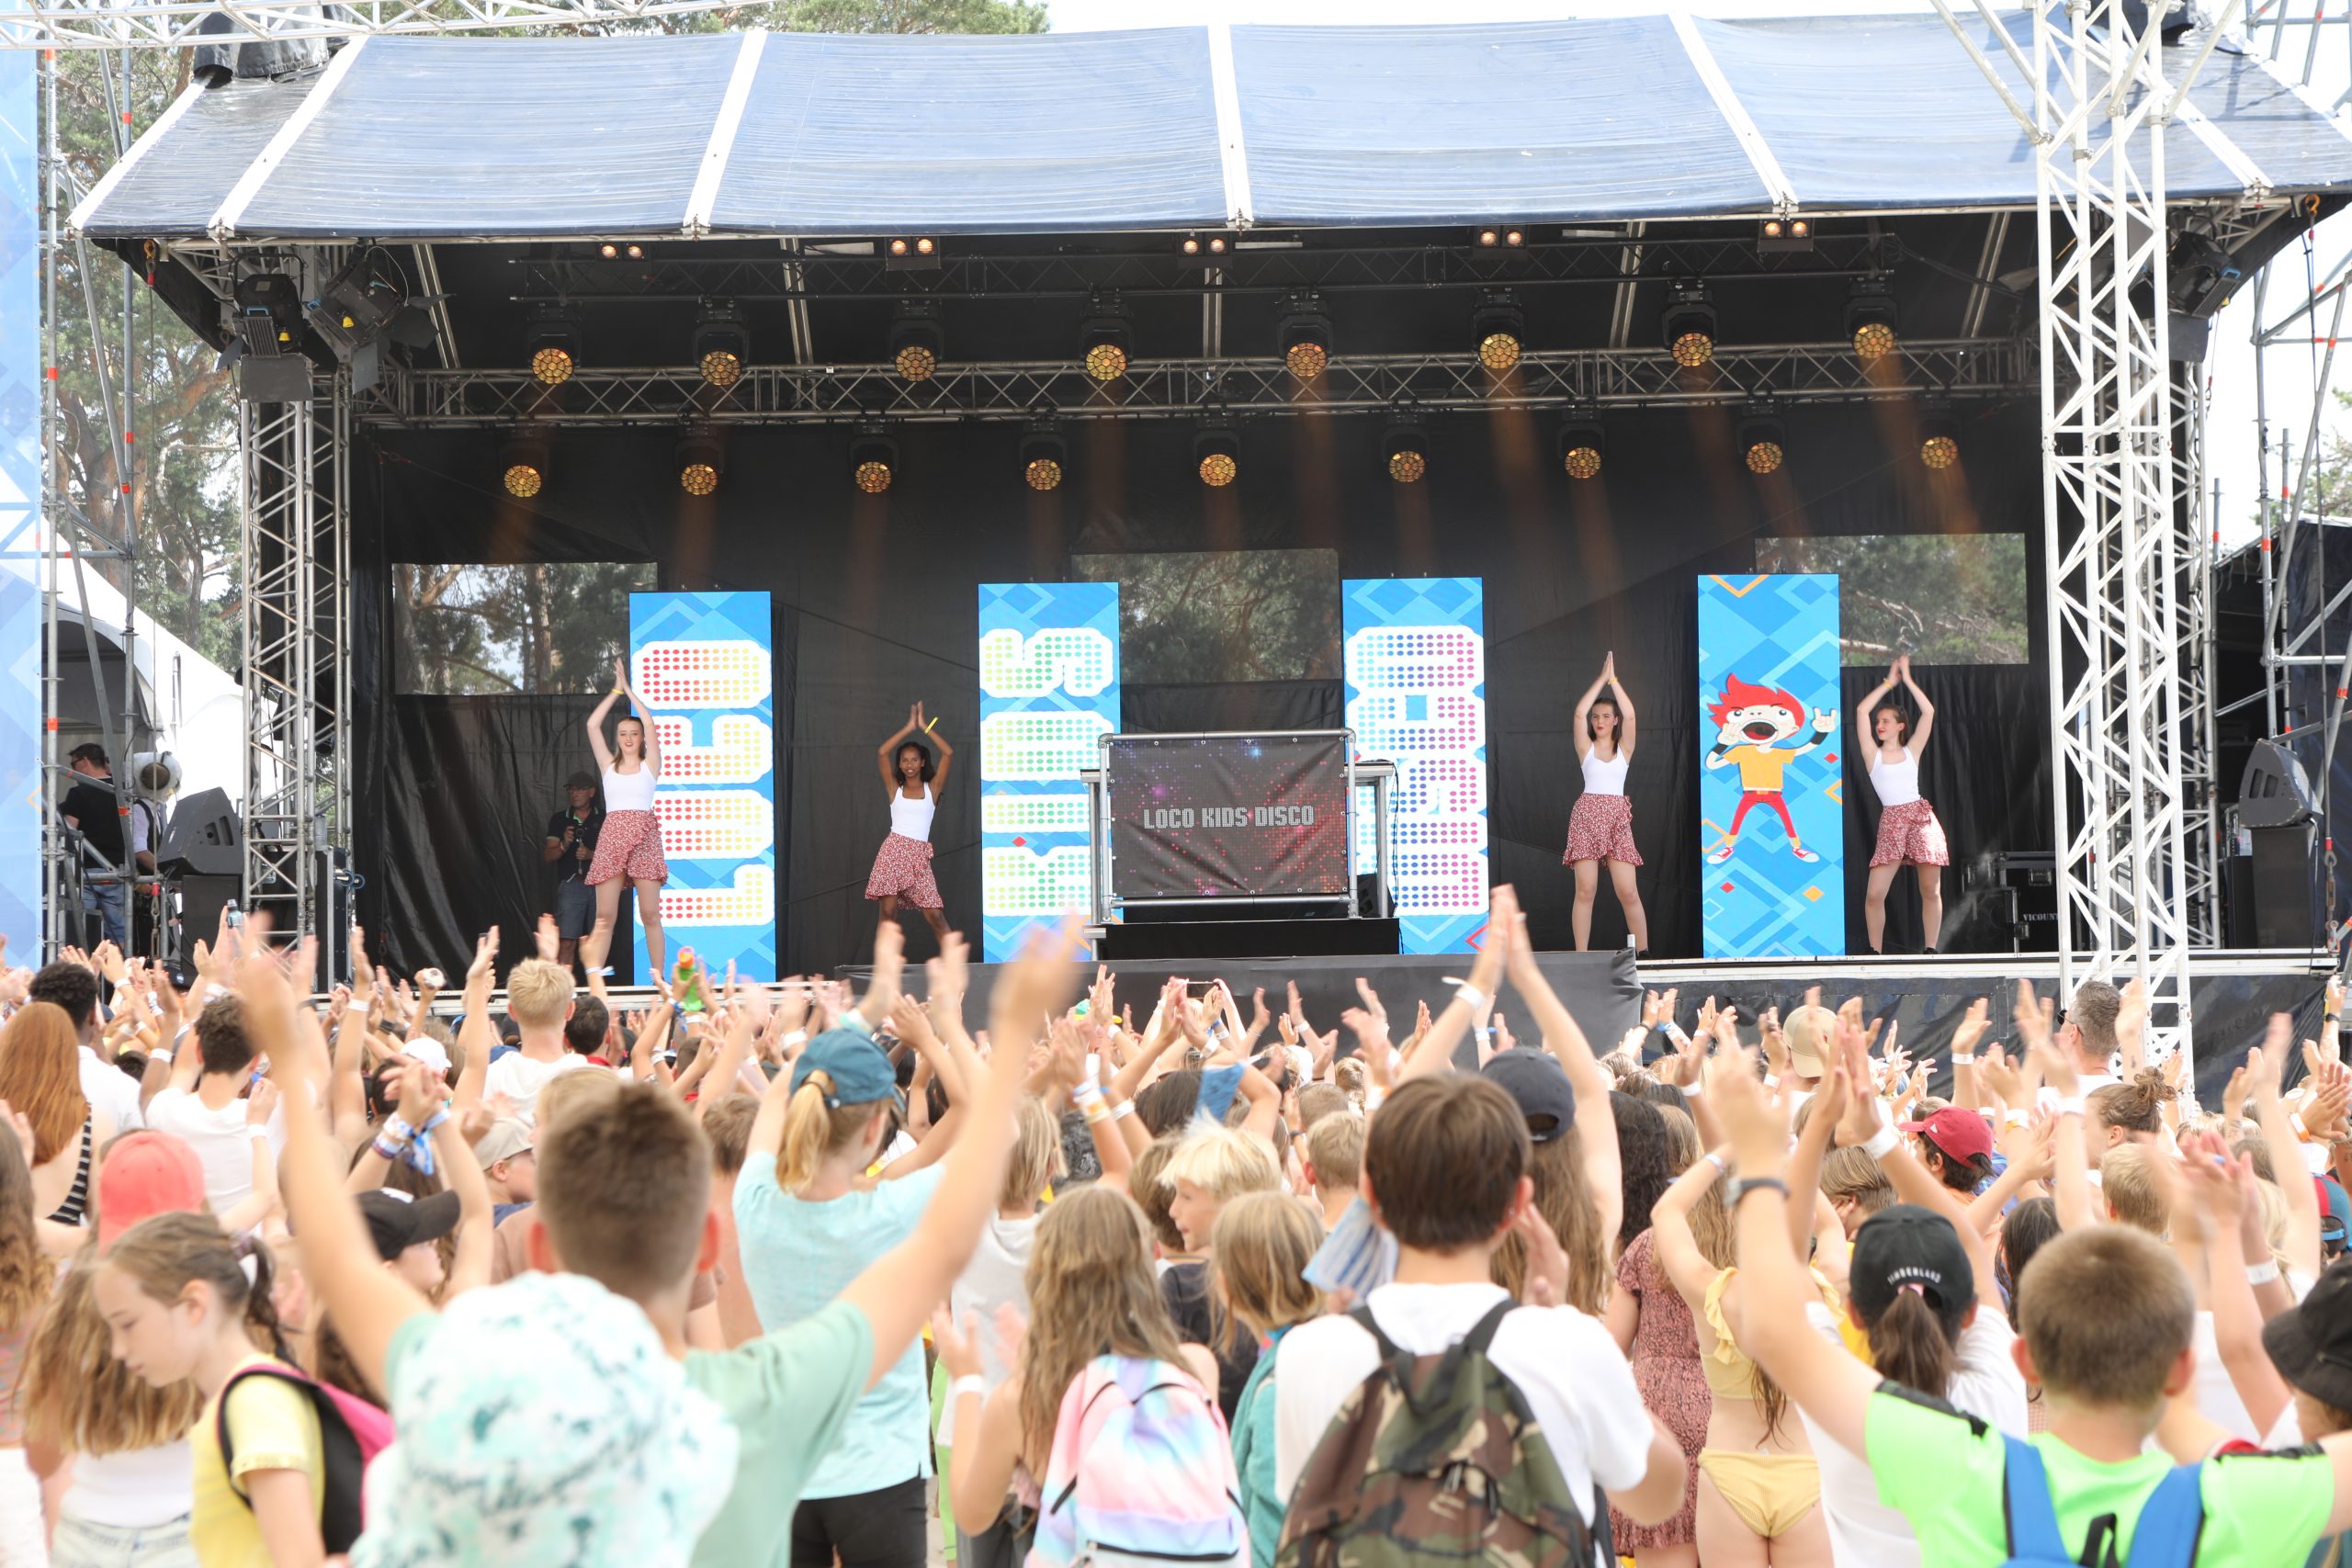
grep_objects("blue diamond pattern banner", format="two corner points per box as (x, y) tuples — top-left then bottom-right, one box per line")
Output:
(0, 52), (37, 955)
(1697, 574), (1846, 957)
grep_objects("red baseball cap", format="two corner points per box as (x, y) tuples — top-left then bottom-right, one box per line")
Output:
(1898, 1105), (1994, 1164)
(96, 1130), (208, 1253)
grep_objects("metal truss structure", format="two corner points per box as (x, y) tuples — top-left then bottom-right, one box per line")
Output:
(358, 339), (2034, 430)
(0, 0), (741, 49)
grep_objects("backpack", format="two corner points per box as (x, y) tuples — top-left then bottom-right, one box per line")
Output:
(1276, 1299), (1608, 1568)
(216, 1359), (394, 1555)
(1031, 1352), (1249, 1568)
(1998, 1434), (2205, 1568)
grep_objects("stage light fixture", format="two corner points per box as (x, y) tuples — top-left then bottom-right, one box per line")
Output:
(499, 431), (550, 500)
(1505, 228), (1524, 247)
(523, 302), (582, 386)
(1918, 400), (1962, 470)
(1208, 236), (1227, 254)
(885, 236), (941, 272)
(627, 243), (644, 260)
(232, 272), (304, 364)
(1278, 290), (1332, 382)
(692, 299), (751, 388)
(1472, 288), (1526, 374)
(1382, 404), (1429, 485)
(1661, 279), (1716, 367)
(1758, 216), (1815, 254)
(1182, 235), (1201, 255)
(889, 299), (944, 382)
(675, 424), (723, 497)
(599, 243), (617, 259)
(1558, 406), (1606, 480)
(1738, 399), (1788, 477)
(1080, 290), (1135, 382)
(1846, 276), (1899, 362)
(1021, 410), (1068, 492)
(1194, 402), (1239, 488)
(850, 422), (898, 494)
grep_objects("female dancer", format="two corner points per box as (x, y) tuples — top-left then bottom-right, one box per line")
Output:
(1565, 652), (1648, 952)
(1857, 655), (1948, 955)
(867, 702), (954, 945)
(582, 654), (668, 979)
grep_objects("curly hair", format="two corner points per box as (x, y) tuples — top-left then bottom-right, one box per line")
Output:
(1611, 1090), (1672, 1256)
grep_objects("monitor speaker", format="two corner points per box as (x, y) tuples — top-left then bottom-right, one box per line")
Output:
(2249, 825), (2321, 950)
(2239, 739), (2320, 829)
(158, 788), (241, 877)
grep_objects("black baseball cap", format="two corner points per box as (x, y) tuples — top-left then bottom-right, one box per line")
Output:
(2264, 1258), (2352, 1411)
(1481, 1049), (1577, 1144)
(1849, 1203), (1974, 1321)
(357, 1188), (461, 1261)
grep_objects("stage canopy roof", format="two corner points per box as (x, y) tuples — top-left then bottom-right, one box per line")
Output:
(73, 11), (2352, 243)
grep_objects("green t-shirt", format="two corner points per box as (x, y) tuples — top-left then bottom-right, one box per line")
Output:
(685, 1298), (876, 1568)
(1864, 1384), (2335, 1568)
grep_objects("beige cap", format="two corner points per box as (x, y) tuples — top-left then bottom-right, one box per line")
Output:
(473, 1118), (535, 1170)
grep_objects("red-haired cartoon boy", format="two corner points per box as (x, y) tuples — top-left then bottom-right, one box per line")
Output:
(1704, 673), (1837, 864)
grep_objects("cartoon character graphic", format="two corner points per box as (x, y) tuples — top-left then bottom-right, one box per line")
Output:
(1704, 673), (1838, 864)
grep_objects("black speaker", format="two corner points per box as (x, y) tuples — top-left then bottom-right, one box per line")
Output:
(2250, 825), (2321, 949)
(2239, 739), (2320, 829)
(176, 874), (240, 954)
(158, 788), (240, 877)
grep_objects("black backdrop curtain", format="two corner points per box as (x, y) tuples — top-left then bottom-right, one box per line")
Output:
(347, 396), (2047, 977)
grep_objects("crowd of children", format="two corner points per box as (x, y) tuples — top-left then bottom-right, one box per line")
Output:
(4, 884), (2352, 1567)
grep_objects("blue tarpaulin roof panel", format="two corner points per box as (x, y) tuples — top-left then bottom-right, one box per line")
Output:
(2178, 36), (2352, 193)
(707, 28), (1228, 233)
(84, 74), (303, 239)
(1229, 19), (1774, 226)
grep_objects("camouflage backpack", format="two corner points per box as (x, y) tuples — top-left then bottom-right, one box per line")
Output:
(1276, 1299), (1608, 1568)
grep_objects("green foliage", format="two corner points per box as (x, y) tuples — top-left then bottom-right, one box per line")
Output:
(1075, 550), (1341, 684)
(395, 562), (655, 695)
(1754, 534), (2030, 665)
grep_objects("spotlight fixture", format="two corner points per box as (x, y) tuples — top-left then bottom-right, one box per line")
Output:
(1278, 290), (1332, 382)
(692, 299), (751, 389)
(1020, 409), (1068, 492)
(1382, 401), (1429, 484)
(1473, 226), (1525, 248)
(1758, 216), (1815, 254)
(627, 243), (644, 261)
(1194, 402), (1239, 488)
(889, 299), (944, 382)
(850, 421), (897, 494)
(1472, 288), (1526, 374)
(675, 424), (723, 497)
(599, 243), (618, 259)
(1558, 406), (1606, 480)
(499, 430), (550, 500)
(885, 236), (941, 271)
(1845, 276), (1899, 362)
(310, 251), (411, 361)
(1661, 279), (1717, 368)
(1208, 235), (1228, 254)
(1738, 398), (1788, 477)
(1080, 290), (1135, 382)
(523, 302), (582, 386)
(1918, 400), (1961, 470)
(1182, 235), (1201, 255)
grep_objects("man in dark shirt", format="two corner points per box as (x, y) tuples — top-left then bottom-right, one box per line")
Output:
(60, 742), (128, 948)
(544, 771), (604, 971)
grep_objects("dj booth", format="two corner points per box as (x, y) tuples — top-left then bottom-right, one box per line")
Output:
(1079, 730), (1402, 960)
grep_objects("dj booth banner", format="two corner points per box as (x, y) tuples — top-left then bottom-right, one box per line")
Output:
(628, 592), (777, 982)
(978, 581), (1120, 962)
(1697, 573), (1845, 958)
(1342, 578), (1489, 955)
(1107, 733), (1351, 901)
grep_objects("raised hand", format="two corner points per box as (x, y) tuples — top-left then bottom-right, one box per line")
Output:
(615, 654), (631, 693)
(535, 915), (560, 964)
(1951, 998), (1993, 1060)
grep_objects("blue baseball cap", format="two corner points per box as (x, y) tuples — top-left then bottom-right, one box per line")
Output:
(2318, 1175), (2351, 1251)
(789, 1028), (904, 1110)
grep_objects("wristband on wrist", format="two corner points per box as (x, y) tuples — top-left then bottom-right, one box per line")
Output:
(2004, 1109), (2030, 1128)
(1862, 1122), (1901, 1160)
(1683, 1079), (1705, 1099)
(1658, 1021), (1690, 1047)
(1110, 1099), (1136, 1122)
(1453, 984), (1489, 1014)
(150, 1046), (173, 1066)
(1951, 1054), (1977, 1066)
(1727, 1176), (1790, 1207)
(2245, 1258), (2282, 1285)
(2051, 1095), (2086, 1118)
(951, 1374), (986, 1401)
(2292, 1110), (2312, 1140)
(1763, 1074), (1781, 1089)
(1704, 1151), (1728, 1173)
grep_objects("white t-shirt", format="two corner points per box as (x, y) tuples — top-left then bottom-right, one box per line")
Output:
(60, 1441), (192, 1529)
(482, 1050), (588, 1123)
(142, 1085), (286, 1213)
(936, 1211), (1039, 1447)
(2192, 1310), (2259, 1443)
(1272, 1281), (1650, 1567)
(80, 1045), (142, 1133)
(1801, 1301), (2029, 1568)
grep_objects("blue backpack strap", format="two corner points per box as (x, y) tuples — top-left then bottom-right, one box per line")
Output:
(2002, 1435), (2074, 1564)
(2123, 1463), (2206, 1568)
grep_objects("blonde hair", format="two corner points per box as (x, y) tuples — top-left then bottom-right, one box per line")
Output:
(2255, 1177), (2296, 1274)
(19, 1254), (202, 1455)
(1017, 1187), (1189, 1458)
(0, 1118), (50, 1332)
(1212, 1191), (1323, 1339)
(1159, 1122), (1282, 1205)
(2101, 1145), (2170, 1236)
(779, 1071), (886, 1194)
(1492, 1128), (1611, 1315)
(1002, 1096), (1064, 1212)
(534, 1065), (620, 1136)
(504, 959), (576, 1031)
(1820, 1145), (1896, 1220)
(1304, 1111), (1365, 1193)
(1332, 1057), (1366, 1108)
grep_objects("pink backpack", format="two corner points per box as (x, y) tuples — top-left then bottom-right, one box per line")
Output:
(1030, 1353), (1248, 1568)
(216, 1360), (393, 1554)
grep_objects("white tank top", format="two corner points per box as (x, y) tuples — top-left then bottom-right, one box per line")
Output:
(1868, 747), (1921, 807)
(890, 783), (935, 841)
(1580, 748), (1629, 796)
(604, 763), (656, 812)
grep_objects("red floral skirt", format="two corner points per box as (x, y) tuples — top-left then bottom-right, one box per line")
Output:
(865, 832), (943, 908)
(1563, 793), (1642, 866)
(1871, 799), (1950, 868)
(587, 808), (669, 885)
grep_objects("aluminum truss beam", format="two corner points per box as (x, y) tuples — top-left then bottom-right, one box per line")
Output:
(358, 339), (2033, 429)
(0, 0), (741, 49)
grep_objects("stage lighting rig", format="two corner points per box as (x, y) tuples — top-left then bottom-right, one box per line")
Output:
(1194, 402), (1239, 488)
(890, 299), (944, 382)
(232, 271), (303, 360)
(1558, 406), (1606, 480)
(1661, 280), (1716, 368)
(693, 299), (751, 389)
(1383, 401), (1429, 484)
(851, 422), (898, 494)
(1918, 400), (1961, 470)
(1758, 216), (1814, 254)
(1846, 276), (1899, 363)
(500, 430), (551, 499)
(886, 236), (941, 271)
(1739, 398), (1788, 477)
(309, 249), (424, 361)
(676, 424), (724, 496)
(525, 303), (582, 386)
(1278, 290), (1332, 382)
(1080, 291), (1135, 383)
(1473, 226), (1526, 248)
(1472, 289), (1526, 374)
(1021, 411), (1068, 492)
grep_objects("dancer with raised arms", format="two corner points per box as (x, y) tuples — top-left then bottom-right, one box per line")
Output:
(1858, 654), (1949, 954)
(1565, 652), (1649, 953)
(866, 701), (955, 947)
(581, 653), (669, 980)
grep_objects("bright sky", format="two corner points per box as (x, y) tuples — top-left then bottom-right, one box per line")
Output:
(1046, 0), (2352, 547)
